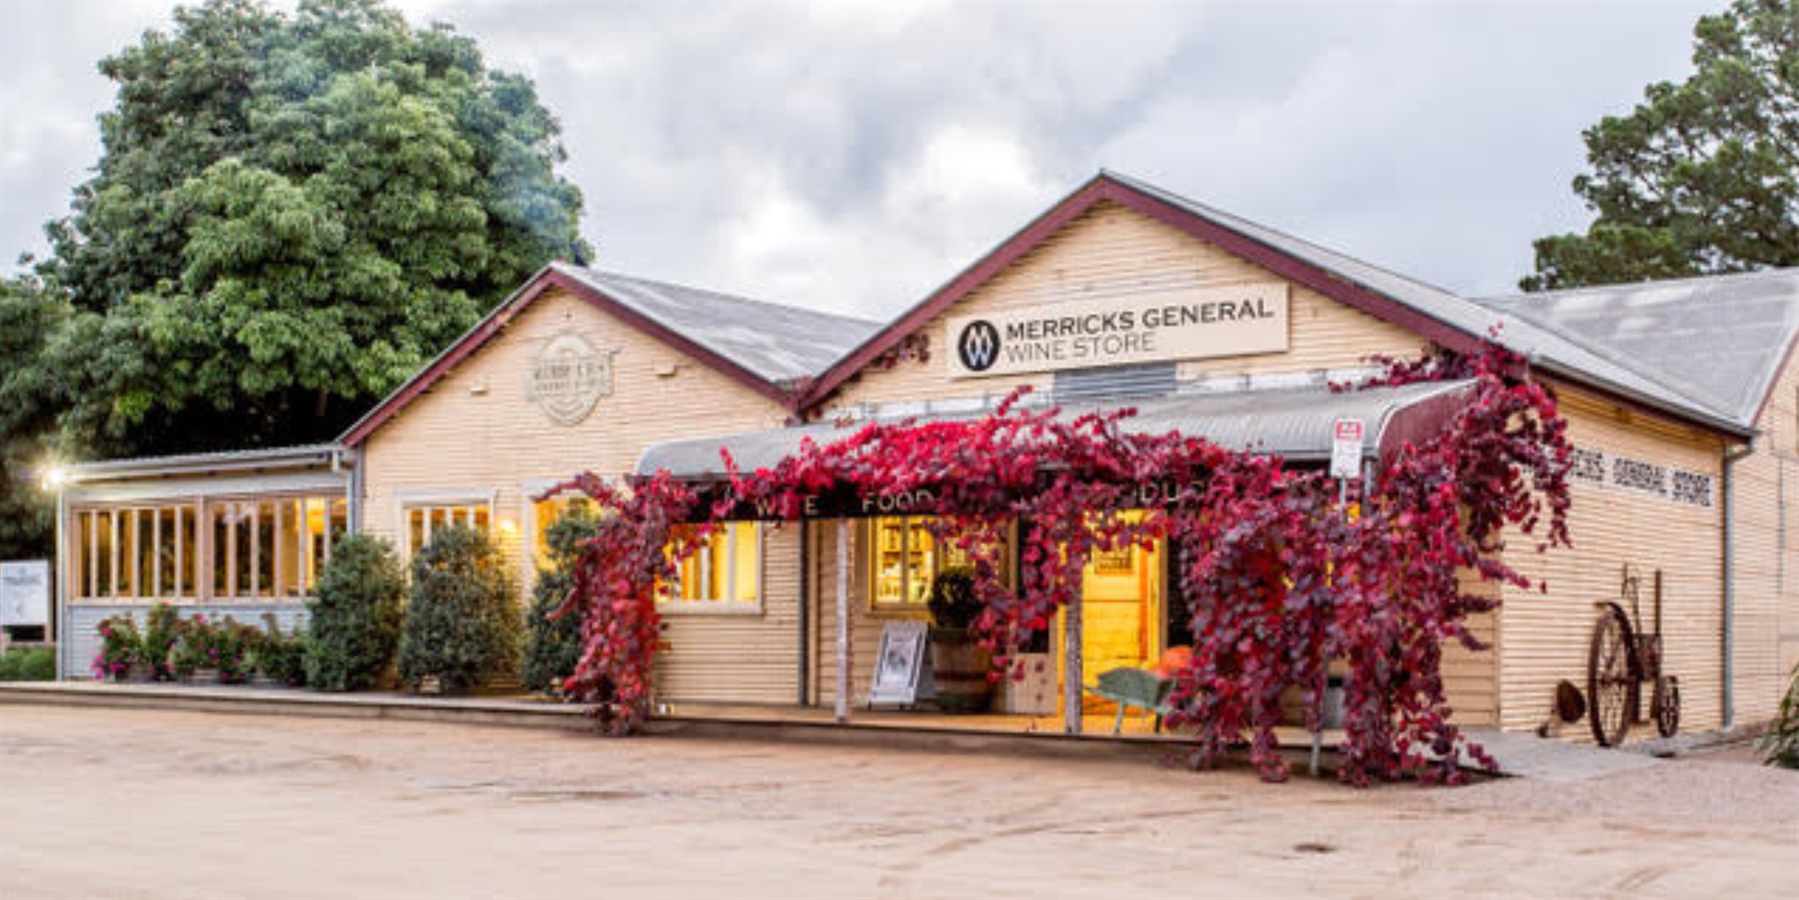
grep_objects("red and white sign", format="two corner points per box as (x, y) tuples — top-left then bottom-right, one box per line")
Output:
(1330, 418), (1365, 479)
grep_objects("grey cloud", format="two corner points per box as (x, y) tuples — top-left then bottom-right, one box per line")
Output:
(3, 0), (1727, 322)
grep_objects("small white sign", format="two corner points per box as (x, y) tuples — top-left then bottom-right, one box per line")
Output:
(0, 560), (50, 628)
(869, 621), (931, 706)
(1330, 418), (1365, 479)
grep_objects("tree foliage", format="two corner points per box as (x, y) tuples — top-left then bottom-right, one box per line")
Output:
(305, 533), (405, 691)
(24, 0), (586, 461)
(1523, 0), (1798, 290)
(550, 343), (1571, 785)
(397, 525), (521, 694)
(522, 500), (600, 695)
(0, 273), (69, 559)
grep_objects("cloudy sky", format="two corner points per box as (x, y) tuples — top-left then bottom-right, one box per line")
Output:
(1, 0), (1723, 320)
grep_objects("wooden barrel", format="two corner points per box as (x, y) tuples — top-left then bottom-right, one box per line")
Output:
(929, 627), (994, 713)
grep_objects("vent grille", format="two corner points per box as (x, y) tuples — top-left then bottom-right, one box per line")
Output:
(1052, 363), (1177, 403)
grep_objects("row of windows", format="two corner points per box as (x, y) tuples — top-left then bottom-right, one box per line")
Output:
(74, 493), (978, 615)
(71, 497), (349, 601)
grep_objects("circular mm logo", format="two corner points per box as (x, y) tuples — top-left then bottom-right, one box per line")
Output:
(956, 319), (1001, 372)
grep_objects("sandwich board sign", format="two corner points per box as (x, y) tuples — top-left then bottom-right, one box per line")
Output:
(869, 621), (934, 707)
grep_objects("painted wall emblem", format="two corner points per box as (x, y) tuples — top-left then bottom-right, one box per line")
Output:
(528, 332), (613, 425)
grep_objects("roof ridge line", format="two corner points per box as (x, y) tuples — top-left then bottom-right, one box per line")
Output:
(557, 263), (882, 327)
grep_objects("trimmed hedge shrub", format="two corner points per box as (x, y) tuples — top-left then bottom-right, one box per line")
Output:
(0, 646), (55, 681)
(305, 534), (406, 691)
(523, 501), (599, 694)
(398, 525), (520, 694)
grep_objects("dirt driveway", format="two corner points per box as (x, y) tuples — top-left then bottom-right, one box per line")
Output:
(1, 705), (1794, 899)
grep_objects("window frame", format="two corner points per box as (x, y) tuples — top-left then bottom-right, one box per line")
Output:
(397, 491), (497, 560)
(659, 520), (765, 616)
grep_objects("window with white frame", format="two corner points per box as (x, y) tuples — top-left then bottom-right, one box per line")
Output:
(664, 521), (761, 609)
(403, 501), (494, 558)
(71, 495), (346, 602)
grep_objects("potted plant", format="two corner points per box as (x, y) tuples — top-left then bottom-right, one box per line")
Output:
(926, 565), (993, 713)
(172, 614), (223, 684)
(91, 615), (148, 682)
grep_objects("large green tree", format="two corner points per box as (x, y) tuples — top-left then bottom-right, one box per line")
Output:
(33, 0), (586, 454)
(0, 274), (70, 559)
(1523, 0), (1798, 291)
(3, 0), (586, 559)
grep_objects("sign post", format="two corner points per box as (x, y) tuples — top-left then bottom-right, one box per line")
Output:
(1317, 419), (1365, 776)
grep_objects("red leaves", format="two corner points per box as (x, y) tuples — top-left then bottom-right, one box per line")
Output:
(552, 343), (1569, 787)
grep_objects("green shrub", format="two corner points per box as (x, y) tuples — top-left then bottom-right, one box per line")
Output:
(1760, 663), (1799, 769)
(142, 603), (181, 681)
(252, 613), (308, 687)
(927, 564), (981, 631)
(305, 534), (406, 691)
(522, 501), (599, 694)
(0, 646), (55, 681)
(398, 525), (520, 694)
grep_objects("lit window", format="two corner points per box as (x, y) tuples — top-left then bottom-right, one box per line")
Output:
(868, 517), (1009, 612)
(71, 495), (343, 602)
(665, 522), (761, 608)
(404, 502), (493, 558)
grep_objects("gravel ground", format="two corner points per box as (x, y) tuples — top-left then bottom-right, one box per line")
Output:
(1, 705), (1794, 899)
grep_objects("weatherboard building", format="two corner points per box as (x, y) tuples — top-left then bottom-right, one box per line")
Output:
(49, 172), (1799, 742)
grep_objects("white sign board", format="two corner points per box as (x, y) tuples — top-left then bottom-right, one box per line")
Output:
(0, 560), (50, 627)
(868, 621), (932, 706)
(1330, 418), (1365, 480)
(946, 282), (1289, 378)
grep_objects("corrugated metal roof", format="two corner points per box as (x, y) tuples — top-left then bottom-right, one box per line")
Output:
(636, 380), (1474, 479)
(1475, 269), (1799, 429)
(552, 264), (881, 385)
(62, 443), (348, 483)
(1101, 171), (1754, 437)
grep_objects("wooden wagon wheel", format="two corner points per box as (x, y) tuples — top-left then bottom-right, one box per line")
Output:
(1653, 674), (1681, 739)
(1587, 605), (1635, 747)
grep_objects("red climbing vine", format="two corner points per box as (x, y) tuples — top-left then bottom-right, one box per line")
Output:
(545, 341), (1571, 784)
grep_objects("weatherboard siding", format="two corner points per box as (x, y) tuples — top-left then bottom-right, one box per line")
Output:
(1441, 586), (1499, 728)
(359, 286), (797, 704)
(1498, 386), (1726, 738)
(655, 525), (803, 705)
(827, 200), (1429, 410)
(1731, 347), (1799, 724)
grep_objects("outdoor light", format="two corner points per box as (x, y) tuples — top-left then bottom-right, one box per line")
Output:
(41, 466), (66, 491)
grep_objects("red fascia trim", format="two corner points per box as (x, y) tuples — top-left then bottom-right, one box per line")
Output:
(342, 269), (796, 447)
(800, 174), (1484, 411)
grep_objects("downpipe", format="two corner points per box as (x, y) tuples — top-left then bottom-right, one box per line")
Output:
(1721, 439), (1755, 731)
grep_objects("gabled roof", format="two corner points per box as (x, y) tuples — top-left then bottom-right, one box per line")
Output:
(554, 265), (880, 385)
(340, 264), (880, 448)
(1475, 269), (1799, 430)
(800, 170), (1756, 437)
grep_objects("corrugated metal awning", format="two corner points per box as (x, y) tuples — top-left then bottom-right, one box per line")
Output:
(636, 379), (1476, 480)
